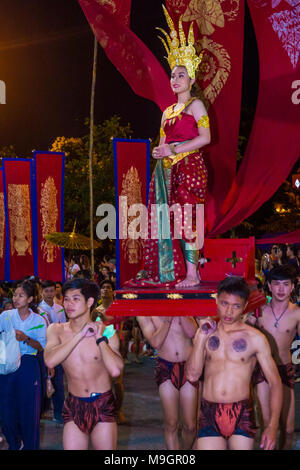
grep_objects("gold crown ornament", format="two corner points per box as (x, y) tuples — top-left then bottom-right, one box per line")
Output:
(157, 5), (203, 80)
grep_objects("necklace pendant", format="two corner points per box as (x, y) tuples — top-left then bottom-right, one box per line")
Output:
(274, 321), (279, 328)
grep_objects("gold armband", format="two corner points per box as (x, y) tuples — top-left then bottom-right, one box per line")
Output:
(197, 115), (210, 129)
(160, 127), (166, 138)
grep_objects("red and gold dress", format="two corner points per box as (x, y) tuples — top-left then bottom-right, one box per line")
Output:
(129, 98), (208, 287)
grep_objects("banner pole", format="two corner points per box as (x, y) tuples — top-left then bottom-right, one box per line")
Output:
(89, 35), (98, 279)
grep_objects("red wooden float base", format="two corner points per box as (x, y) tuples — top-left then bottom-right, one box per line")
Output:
(106, 281), (265, 317)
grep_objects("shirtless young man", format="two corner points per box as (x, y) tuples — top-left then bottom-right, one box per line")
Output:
(249, 265), (300, 449)
(187, 276), (282, 450)
(44, 278), (124, 450)
(137, 315), (198, 450)
(91, 280), (126, 424)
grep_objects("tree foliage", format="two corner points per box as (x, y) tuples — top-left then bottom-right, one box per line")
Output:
(51, 115), (132, 237)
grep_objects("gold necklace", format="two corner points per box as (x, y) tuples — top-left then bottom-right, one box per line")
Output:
(164, 97), (195, 120)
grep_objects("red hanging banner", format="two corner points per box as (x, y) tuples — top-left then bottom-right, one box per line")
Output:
(209, 0), (300, 236)
(3, 159), (35, 280)
(0, 169), (6, 280)
(34, 152), (65, 282)
(78, 0), (174, 112)
(113, 139), (150, 288)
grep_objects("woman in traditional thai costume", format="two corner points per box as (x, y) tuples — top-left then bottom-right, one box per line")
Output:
(132, 8), (211, 288)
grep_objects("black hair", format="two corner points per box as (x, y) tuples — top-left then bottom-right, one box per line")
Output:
(62, 278), (100, 311)
(287, 244), (297, 257)
(217, 276), (250, 303)
(277, 244), (288, 264)
(99, 279), (115, 291)
(74, 269), (92, 280)
(267, 264), (296, 283)
(15, 280), (39, 313)
(55, 281), (63, 287)
(41, 280), (56, 289)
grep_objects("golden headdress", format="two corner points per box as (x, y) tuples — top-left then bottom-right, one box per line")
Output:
(157, 5), (203, 80)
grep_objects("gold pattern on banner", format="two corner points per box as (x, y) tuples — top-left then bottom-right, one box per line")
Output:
(121, 167), (143, 265)
(0, 193), (4, 259)
(166, 0), (188, 15)
(8, 184), (32, 257)
(40, 177), (58, 263)
(181, 0), (239, 35)
(195, 37), (231, 107)
(97, 0), (117, 14)
(182, 0), (225, 36)
(172, 0), (238, 106)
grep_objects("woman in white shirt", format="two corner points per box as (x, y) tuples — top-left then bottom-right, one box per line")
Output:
(0, 280), (47, 450)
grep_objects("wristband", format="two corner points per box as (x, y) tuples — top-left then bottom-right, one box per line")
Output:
(103, 324), (116, 340)
(96, 336), (109, 346)
(169, 143), (177, 155)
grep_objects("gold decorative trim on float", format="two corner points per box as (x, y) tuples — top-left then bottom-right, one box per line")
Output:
(122, 293), (138, 300)
(7, 184), (32, 257)
(166, 293), (183, 299)
(40, 177), (58, 263)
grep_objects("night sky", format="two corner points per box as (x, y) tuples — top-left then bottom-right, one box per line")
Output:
(0, 0), (258, 156)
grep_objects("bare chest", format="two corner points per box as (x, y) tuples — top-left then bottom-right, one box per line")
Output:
(205, 333), (254, 364)
(258, 314), (297, 342)
(61, 332), (102, 368)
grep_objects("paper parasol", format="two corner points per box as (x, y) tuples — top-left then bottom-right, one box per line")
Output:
(45, 222), (100, 250)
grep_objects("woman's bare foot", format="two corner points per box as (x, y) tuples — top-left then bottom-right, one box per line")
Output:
(175, 274), (201, 289)
(175, 260), (201, 288)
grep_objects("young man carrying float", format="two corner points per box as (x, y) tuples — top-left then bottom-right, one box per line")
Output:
(92, 279), (126, 424)
(187, 276), (282, 450)
(137, 315), (198, 450)
(249, 264), (300, 449)
(44, 278), (124, 450)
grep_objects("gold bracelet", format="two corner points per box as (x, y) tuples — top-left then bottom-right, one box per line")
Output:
(169, 143), (177, 154)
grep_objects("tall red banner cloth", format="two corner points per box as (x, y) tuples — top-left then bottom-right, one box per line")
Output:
(78, 0), (174, 111)
(113, 139), (150, 288)
(0, 170), (6, 280)
(34, 152), (65, 282)
(210, 0), (300, 236)
(256, 229), (300, 246)
(2, 159), (35, 281)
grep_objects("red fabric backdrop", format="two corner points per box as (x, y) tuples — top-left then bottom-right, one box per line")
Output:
(79, 0), (299, 239)
(34, 152), (64, 282)
(256, 229), (300, 246)
(78, 0), (174, 112)
(0, 170), (6, 280)
(3, 159), (35, 280)
(210, 0), (300, 236)
(113, 139), (149, 287)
